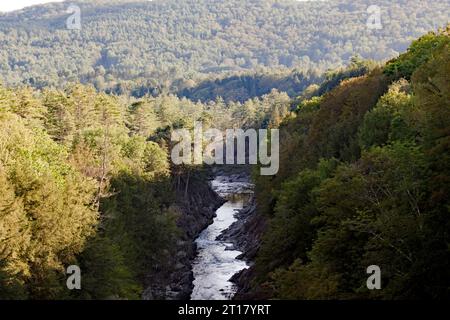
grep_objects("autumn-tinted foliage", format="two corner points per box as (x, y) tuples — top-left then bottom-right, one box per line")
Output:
(249, 28), (450, 300)
(1, 18), (448, 300)
(0, 72), (295, 298)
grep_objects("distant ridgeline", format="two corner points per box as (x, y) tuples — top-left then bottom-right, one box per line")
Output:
(0, 0), (449, 101)
(0, 0), (449, 300)
(175, 57), (377, 103)
(242, 27), (450, 300)
(0, 22), (448, 300)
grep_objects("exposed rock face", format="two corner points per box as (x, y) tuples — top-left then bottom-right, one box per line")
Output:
(217, 194), (267, 300)
(143, 173), (225, 300)
(142, 166), (261, 300)
(217, 197), (259, 261)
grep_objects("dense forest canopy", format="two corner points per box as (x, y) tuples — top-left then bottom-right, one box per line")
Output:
(0, 0), (448, 302)
(247, 27), (450, 300)
(0, 78), (292, 299)
(0, 0), (449, 98)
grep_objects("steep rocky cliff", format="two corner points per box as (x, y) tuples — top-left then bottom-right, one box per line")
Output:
(143, 172), (225, 300)
(217, 193), (267, 299)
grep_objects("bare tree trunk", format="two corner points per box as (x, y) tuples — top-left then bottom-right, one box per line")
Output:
(95, 118), (110, 208)
(184, 169), (190, 199)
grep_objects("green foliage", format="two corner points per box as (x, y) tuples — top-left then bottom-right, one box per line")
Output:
(358, 79), (415, 149)
(315, 72), (389, 160)
(270, 142), (437, 299)
(384, 27), (450, 79)
(0, 12), (448, 300)
(410, 43), (450, 298)
(251, 32), (450, 300)
(0, 83), (182, 299)
(0, 112), (98, 299)
(180, 69), (323, 103)
(128, 101), (161, 138)
(296, 96), (323, 113)
(314, 57), (379, 97)
(256, 159), (339, 279)
(75, 236), (141, 300)
(0, 0), (448, 101)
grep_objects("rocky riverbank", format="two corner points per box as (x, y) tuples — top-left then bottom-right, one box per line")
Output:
(142, 166), (260, 300)
(143, 172), (225, 300)
(191, 170), (253, 299)
(217, 195), (267, 299)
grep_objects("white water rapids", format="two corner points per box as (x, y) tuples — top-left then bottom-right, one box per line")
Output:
(190, 176), (252, 300)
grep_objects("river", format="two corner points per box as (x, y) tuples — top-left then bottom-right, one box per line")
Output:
(190, 175), (253, 300)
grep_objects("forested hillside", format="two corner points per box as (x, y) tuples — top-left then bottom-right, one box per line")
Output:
(0, 84), (177, 298)
(0, 0), (449, 99)
(241, 28), (450, 300)
(0, 0), (448, 301)
(0, 75), (294, 299)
